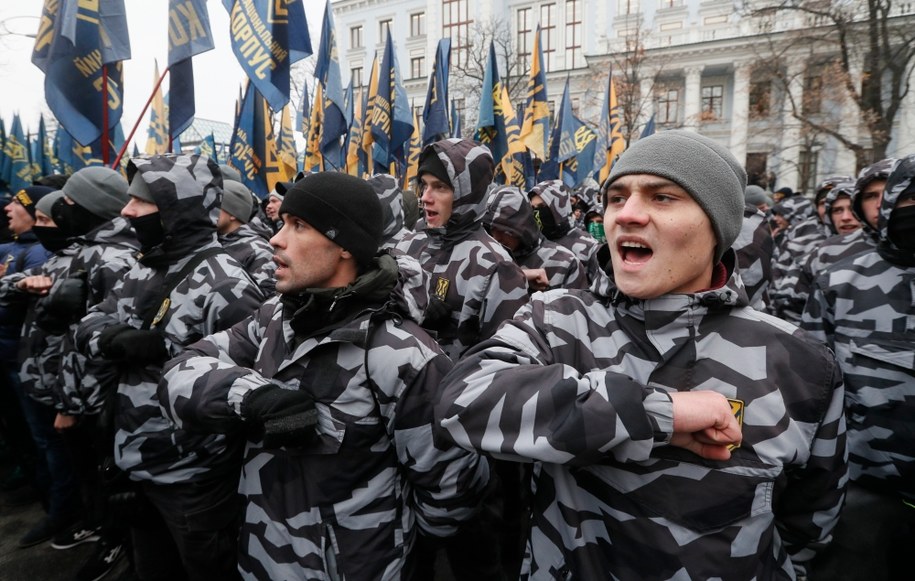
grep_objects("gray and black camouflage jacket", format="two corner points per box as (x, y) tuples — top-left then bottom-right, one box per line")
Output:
(394, 139), (528, 360)
(56, 217), (139, 414)
(0, 244), (78, 406)
(485, 185), (587, 290)
(529, 179), (600, 270)
(437, 250), (847, 580)
(75, 154), (264, 484)
(733, 205), (774, 311)
(802, 157), (915, 500)
(220, 223), (277, 296)
(159, 254), (491, 580)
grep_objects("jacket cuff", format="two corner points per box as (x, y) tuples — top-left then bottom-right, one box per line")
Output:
(644, 389), (674, 445)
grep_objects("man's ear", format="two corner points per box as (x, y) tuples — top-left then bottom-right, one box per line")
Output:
(340, 248), (353, 260)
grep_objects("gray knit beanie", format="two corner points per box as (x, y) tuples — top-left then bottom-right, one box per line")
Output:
(62, 167), (129, 220)
(221, 180), (253, 223)
(35, 190), (66, 217)
(605, 130), (746, 262)
(219, 164), (242, 183)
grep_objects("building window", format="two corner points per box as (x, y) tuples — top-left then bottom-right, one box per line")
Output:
(540, 3), (556, 72)
(410, 12), (425, 37)
(656, 88), (679, 124)
(565, 0), (582, 69)
(749, 80), (771, 118)
(803, 74), (822, 115)
(410, 56), (425, 79)
(517, 7), (532, 70)
(701, 85), (724, 120)
(379, 19), (392, 41)
(350, 66), (363, 88)
(443, 0), (473, 67)
(618, 0), (639, 15)
(350, 25), (363, 49)
(799, 149), (818, 194)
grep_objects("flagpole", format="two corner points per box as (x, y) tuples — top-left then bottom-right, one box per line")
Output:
(102, 65), (110, 165)
(112, 66), (171, 169)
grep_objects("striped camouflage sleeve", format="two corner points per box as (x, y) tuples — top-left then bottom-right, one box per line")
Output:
(776, 347), (848, 575)
(159, 305), (273, 434)
(477, 259), (529, 341)
(799, 274), (837, 349)
(436, 299), (673, 467)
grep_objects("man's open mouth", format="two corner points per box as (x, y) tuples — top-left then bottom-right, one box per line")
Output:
(619, 240), (653, 264)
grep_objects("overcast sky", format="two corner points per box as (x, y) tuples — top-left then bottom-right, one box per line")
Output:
(0, 0), (324, 146)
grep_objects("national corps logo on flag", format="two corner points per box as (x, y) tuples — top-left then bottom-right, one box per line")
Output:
(433, 276), (450, 300)
(727, 398), (745, 450)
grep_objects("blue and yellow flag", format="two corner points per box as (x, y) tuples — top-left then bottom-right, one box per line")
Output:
(520, 25), (550, 162)
(222, 0), (312, 112)
(304, 82), (324, 173)
(297, 77), (311, 138)
(501, 85), (534, 189)
(32, 0), (130, 147)
(195, 132), (218, 162)
(361, 55), (380, 173)
(422, 39), (451, 146)
(168, 0), (214, 139)
(594, 71), (626, 184)
(403, 104), (422, 188)
(475, 42), (507, 167)
(6, 115), (33, 192)
(346, 86), (365, 177)
(277, 102), (298, 180)
(315, 0), (348, 170)
(641, 114), (656, 139)
(31, 115), (54, 178)
(228, 81), (283, 198)
(0, 119), (7, 186)
(146, 62), (169, 155)
(371, 32), (413, 173)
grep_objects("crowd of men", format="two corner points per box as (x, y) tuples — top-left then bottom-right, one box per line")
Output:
(0, 130), (912, 581)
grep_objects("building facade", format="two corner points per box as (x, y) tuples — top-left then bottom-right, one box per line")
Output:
(331, 0), (915, 193)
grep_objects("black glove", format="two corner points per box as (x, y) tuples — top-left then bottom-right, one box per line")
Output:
(423, 295), (453, 329)
(98, 324), (169, 364)
(241, 385), (318, 448)
(43, 272), (89, 321)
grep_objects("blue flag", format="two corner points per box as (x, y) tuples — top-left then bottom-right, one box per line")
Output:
(315, 0), (348, 169)
(640, 114), (656, 138)
(422, 39), (451, 146)
(32, 0), (130, 147)
(195, 132), (218, 163)
(474, 42), (507, 167)
(450, 100), (461, 139)
(168, 0), (214, 139)
(6, 115), (33, 192)
(520, 25), (550, 162)
(0, 119), (8, 188)
(222, 0), (312, 112)
(228, 82), (282, 199)
(296, 77), (311, 136)
(593, 71), (626, 183)
(370, 32), (413, 172)
(32, 115), (54, 178)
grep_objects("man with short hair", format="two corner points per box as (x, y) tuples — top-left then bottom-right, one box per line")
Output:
(436, 130), (848, 580)
(217, 180), (276, 296)
(159, 172), (491, 580)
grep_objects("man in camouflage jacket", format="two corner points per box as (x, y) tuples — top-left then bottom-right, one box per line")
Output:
(74, 154), (264, 580)
(528, 179), (600, 272)
(802, 155), (915, 581)
(393, 138), (528, 362)
(437, 130), (847, 581)
(485, 185), (587, 291)
(159, 172), (491, 580)
(732, 204), (774, 311)
(217, 179), (277, 296)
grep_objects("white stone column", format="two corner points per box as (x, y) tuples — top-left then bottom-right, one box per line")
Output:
(683, 65), (704, 131)
(778, 59), (805, 192)
(729, 62), (751, 169)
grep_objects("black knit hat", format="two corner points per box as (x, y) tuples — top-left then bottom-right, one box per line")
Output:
(13, 186), (55, 220)
(279, 172), (383, 267)
(417, 146), (452, 188)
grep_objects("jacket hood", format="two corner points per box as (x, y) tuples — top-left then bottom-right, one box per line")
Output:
(878, 155), (915, 254)
(574, 178), (601, 210)
(484, 186), (541, 256)
(127, 154), (221, 264)
(368, 173), (405, 244)
(420, 138), (494, 237)
(772, 195), (815, 225)
(529, 179), (573, 236)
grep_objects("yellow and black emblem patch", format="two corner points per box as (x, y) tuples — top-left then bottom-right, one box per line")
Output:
(727, 398), (745, 450)
(433, 276), (450, 300)
(151, 298), (171, 329)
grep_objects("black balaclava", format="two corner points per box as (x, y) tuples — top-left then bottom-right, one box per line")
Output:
(50, 198), (108, 239)
(31, 225), (70, 252)
(130, 212), (167, 252)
